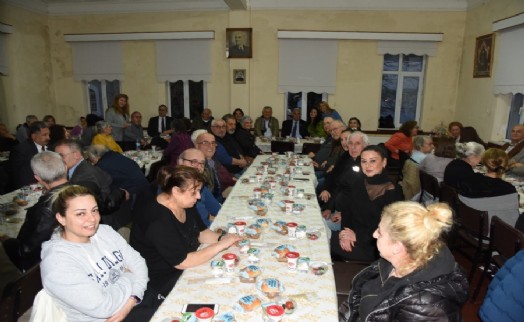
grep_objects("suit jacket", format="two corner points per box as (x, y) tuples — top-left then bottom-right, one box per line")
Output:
(506, 140), (524, 160)
(254, 117), (280, 137)
(9, 139), (39, 189)
(70, 160), (112, 197)
(192, 117), (214, 132)
(281, 119), (308, 138)
(147, 116), (173, 137)
(229, 45), (251, 58)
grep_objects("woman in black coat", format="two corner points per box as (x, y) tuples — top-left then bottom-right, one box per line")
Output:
(339, 201), (468, 322)
(234, 115), (262, 158)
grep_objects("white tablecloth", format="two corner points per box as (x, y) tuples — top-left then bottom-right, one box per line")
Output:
(123, 150), (163, 177)
(255, 138), (321, 155)
(149, 155), (338, 322)
(0, 188), (42, 238)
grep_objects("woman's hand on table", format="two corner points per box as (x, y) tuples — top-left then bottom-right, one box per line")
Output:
(218, 233), (242, 250)
(319, 190), (331, 202)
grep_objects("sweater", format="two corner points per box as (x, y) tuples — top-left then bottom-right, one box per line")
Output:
(40, 225), (148, 322)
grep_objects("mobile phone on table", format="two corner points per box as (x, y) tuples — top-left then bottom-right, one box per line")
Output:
(181, 303), (219, 314)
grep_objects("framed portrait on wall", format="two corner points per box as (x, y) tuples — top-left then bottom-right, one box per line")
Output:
(226, 28), (252, 58)
(473, 33), (494, 78)
(233, 69), (246, 84)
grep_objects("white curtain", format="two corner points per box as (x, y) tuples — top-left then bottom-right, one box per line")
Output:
(493, 25), (524, 95)
(156, 39), (211, 82)
(278, 39), (337, 93)
(71, 41), (123, 81)
(377, 41), (438, 56)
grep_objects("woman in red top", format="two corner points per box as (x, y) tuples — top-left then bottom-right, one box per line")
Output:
(384, 120), (418, 167)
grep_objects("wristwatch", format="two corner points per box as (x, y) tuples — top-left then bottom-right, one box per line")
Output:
(130, 295), (142, 305)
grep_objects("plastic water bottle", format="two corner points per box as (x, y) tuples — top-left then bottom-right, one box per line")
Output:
(135, 139), (141, 151)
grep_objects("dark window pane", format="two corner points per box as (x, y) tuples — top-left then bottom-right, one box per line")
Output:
(383, 54), (400, 72)
(170, 81), (184, 118)
(286, 92), (301, 120)
(379, 74), (398, 128)
(402, 54), (423, 72)
(87, 80), (103, 116)
(105, 80), (120, 108)
(507, 93), (524, 138)
(399, 76), (420, 123)
(189, 80), (204, 120)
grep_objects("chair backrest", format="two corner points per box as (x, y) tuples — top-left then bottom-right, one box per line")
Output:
(440, 182), (459, 212)
(0, 264), (42, 322)
(490, 216), (524, 265)
(419, 171), (440, 202)
(270, 141), (294, 153)
(301, 143), (321, 155)
(457, 201), (489, 238)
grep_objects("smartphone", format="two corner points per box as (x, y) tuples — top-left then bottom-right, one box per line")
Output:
(181, 303), (219, 314)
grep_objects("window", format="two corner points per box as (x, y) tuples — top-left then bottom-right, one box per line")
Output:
(379, 54), (425, 129)
(506, 93), (524, 138)
(168, 80), (206, 119)
(86, 80), (120, 117)
(285, 92), (327, 121)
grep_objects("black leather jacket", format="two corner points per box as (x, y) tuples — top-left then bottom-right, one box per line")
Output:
(2, 183), (68, 271)
(339, 247), (469, 322)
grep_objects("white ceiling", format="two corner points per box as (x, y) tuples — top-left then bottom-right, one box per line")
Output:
(2, 0), (485, 15)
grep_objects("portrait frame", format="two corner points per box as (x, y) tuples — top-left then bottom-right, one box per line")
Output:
(226, 28), (252, 59)
(473, 33), (495, 78)
(233, 69), (246, 84)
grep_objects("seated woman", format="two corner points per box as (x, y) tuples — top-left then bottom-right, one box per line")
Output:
(419, 136), (456, 182)
(164, 118), (194, 166)
(92, 120), (123, 153)
(233, 108), (244, 129)
(384, 120), (418, 168)
(307, 107), (326, 138)
(234, 115), (263, 158)
(40, 185), (152, 321)
(130, 165), (241, 297)
(460, 126), (487, 147)
(339, 201), (469, 321)
(319, 101), (342, 120)
(48, 124), (70, 151)
(331, 145), (403, 261)
(443, 142), (485, 190)
(458, 148), (519, 226)
(402, 135), (435, 200)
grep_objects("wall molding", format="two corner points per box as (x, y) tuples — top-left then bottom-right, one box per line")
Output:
(64, 31), (215, 42)
(277, 31), (443, 41)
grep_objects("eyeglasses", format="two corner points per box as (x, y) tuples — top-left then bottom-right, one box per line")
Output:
(212, 125), (226, 129)
(182, 158), (206, 167)
(197, 141), (217, 146)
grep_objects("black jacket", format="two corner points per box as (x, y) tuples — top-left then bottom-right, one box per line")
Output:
(234, 127), (262, 158)
(9, 139), (39, 189)
(147, 116), (173, 137)
(339, 247), (469, 322)
(3, 183), (69, 271)
(281, 119), (308, 138)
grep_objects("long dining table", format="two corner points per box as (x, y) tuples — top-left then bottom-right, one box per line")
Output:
(149, 154), (338, 321)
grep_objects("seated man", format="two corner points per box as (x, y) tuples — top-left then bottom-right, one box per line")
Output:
(123, 111), (146, 151)
(195, 132), (236, 201)
(147, 104), (173, 149)
(9, 121), (50, 189)
(192, 108), (214, 132)
(0, 122), (17, 152)
(15, 114), (38, 143)
(211, 119), (247, 176)
(2, 151), (68, 271)
(281, 108), (308, 139)
(54, 139), (128, 227)
(254, 106), (280, 138)
(178, 148), (221, 227)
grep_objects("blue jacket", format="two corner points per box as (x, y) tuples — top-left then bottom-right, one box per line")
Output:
(479, 249), (524, 322)
(195, 186), (221, 227)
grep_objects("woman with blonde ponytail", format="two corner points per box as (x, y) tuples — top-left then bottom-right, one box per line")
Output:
(339, 201), (469, 322)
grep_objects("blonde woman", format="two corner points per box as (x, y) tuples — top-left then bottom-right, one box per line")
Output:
(339, 201), (468, 322)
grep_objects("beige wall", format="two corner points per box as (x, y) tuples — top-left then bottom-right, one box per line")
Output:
(3, 1), (515, 139)
(456, 0), (524, 141)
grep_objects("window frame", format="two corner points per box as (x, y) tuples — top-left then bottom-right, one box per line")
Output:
(379, 54), (426, 129)
(85, 79), (120, 117)
(166, 80), (207, 119)
(284, 91), (327, 121)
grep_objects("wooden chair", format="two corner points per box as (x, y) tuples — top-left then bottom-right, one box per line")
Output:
(453, 201), (490, 282)
(270, 141), (294, 154)
(471, 216), (524, 302)
(0, 264), (42, 322)
(439, 182), (460, 243)
(333, 260), (372, 297)
(418, 171), (440, 203)
(301, 143), (321, 155)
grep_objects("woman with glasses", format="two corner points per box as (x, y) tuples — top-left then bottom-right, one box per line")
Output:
(130, 165), (241, 298)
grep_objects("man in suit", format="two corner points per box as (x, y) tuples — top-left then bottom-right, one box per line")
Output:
(147, 104), (173, 138)
(281, 108), (308, 139)
(228, 31), (251, 58)
(192, 108), (214, 132)
(9, 121), (50, 189)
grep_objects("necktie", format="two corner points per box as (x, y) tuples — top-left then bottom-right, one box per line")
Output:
(161, 117), (166, 132)
(291, 121), (298, 138)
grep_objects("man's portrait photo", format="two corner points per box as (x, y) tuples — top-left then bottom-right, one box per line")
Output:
(227, 28), (252, 58)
